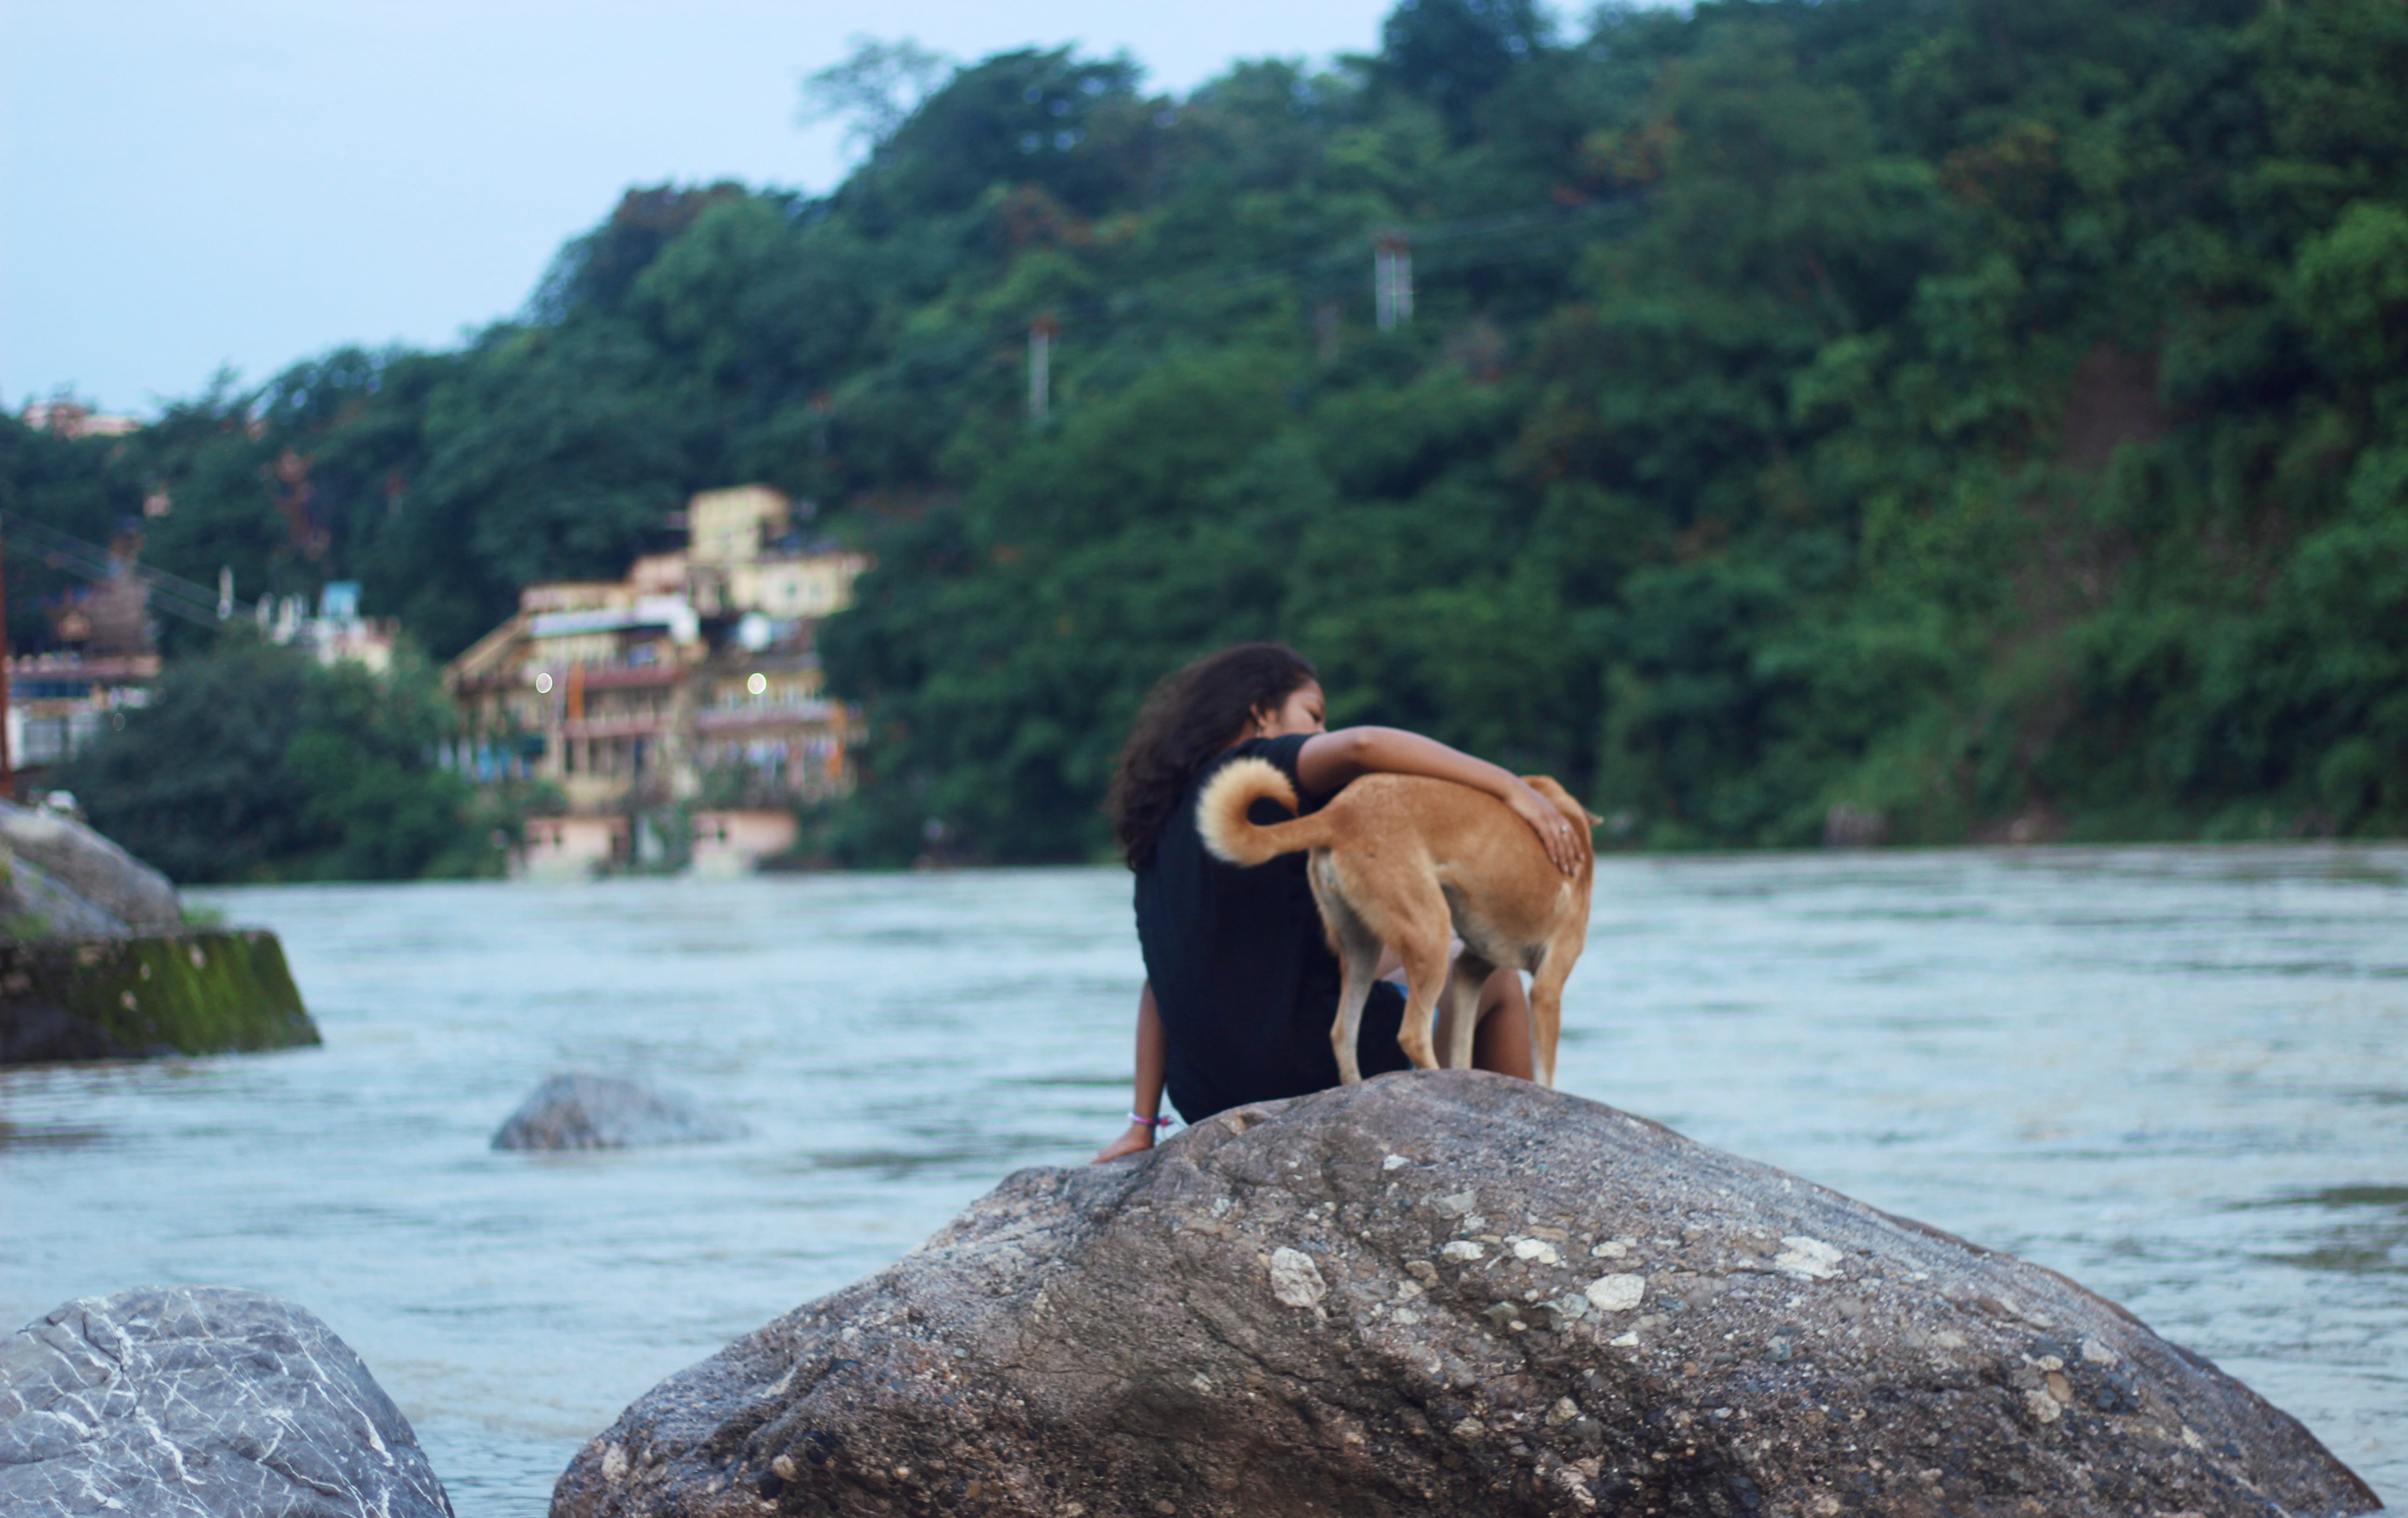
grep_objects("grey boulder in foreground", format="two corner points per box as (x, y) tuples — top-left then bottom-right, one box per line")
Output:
(0, 1286), (452, 1518)
(554, 1071), (2379, 1518)
(492, 1072), (746, 1151)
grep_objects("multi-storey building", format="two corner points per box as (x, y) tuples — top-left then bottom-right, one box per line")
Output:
(442, 486), (868, 875)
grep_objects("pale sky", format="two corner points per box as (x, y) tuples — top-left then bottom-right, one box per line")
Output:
(1, 0), (1417, 417)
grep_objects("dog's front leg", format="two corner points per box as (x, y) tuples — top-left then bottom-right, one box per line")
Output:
(1389, 933), (1454, 1070)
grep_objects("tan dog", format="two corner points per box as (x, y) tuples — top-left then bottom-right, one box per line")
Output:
(1197, 758), (1597, 1088)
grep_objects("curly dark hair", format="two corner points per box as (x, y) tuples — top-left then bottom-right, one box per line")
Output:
(1109, 642), (1319, 871)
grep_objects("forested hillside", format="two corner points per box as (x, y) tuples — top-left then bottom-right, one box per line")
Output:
(7, 0), (2404, 868)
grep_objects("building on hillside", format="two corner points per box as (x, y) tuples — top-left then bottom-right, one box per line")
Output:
(7, 574), (400, 784)
(683, 484), (861, 620)
(5, 532), (159, 780)
(290, 582), (399, 672)
(5, 652), (158, 773)
(19, 399), (142, 439)
(441, 484), (869, 875)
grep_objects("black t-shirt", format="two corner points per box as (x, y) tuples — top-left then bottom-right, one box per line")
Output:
(1133, 733), (1409, 1122)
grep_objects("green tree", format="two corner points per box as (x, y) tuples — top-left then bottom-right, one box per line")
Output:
(59, 633), (482, 883)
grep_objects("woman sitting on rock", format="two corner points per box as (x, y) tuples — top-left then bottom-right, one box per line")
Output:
(1092, 641), (1582, 1162)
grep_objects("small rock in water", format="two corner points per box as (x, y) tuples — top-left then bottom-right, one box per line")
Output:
(491, 1072), (743, 1151)
(1585, 1273), (1646, 1312)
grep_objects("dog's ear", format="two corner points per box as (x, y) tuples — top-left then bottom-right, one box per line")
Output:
(1584, 808), (1605, 825)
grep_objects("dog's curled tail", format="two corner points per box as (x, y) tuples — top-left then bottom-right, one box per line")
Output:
(1196, 756), (1326, 867)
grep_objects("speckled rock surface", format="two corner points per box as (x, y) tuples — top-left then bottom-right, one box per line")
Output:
(550, 1071), (2378, 1518)
(0, 1285), (453, 1518)
(491, 1072), (744, 1151)
(0, 802), (182, 934)
(0, 845), (132, 939)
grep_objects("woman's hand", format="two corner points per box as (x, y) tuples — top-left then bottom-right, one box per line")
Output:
(1092, 1122), (1157, 1164)
(1505, 780), (1584, 876)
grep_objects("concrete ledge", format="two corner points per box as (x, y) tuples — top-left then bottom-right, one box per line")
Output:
(0, 930), (319, 1065)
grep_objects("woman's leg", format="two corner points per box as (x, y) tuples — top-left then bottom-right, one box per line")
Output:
(1470, 967), (1535, 1081)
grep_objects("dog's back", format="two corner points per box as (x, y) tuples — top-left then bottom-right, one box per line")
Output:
(1318, 772), (1590, 941)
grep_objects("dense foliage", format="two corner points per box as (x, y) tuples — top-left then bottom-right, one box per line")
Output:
(6, 0), (2404, 867)
(54, 635), (494, 883)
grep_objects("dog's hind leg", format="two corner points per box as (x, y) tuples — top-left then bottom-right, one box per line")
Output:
(1433, 952), (1495, 1071)
(1329, 916), (1387, 1086)
(1313, 858), (1387, 1085)
(1526, 944), (1577, 1089)
(1324, 851), (1454, 1071)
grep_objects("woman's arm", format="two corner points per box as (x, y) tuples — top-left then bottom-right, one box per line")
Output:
(1092, 981), (1169, 1163)
(1296, 727), (1584, 875)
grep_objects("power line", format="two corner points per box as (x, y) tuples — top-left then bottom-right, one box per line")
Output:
(0, 513), (229, 632)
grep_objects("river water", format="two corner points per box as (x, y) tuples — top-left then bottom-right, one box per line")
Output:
(2, 848), (2402, 1514)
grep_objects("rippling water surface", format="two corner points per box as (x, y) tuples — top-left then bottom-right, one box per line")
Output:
(3, 847), (2403, 1514)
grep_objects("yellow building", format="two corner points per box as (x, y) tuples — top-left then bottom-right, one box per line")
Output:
(680, 485), (867, 620)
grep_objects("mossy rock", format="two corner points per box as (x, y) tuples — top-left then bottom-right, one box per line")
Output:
(0, 931), (318, 1065)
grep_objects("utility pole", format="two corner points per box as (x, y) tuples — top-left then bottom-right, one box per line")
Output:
(1028, 315), (1058, 421)
(1374, 233), (1414, 331)
(807, 391), (833, 456)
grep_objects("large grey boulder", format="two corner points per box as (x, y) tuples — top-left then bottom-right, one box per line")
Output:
(0, 802), (182, 934)
(0, 1285), (453, 1518)
(492, 1072), (745, 1151)
(553, 1072), (2378, 1518)
(0, 804), (312, 1068)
